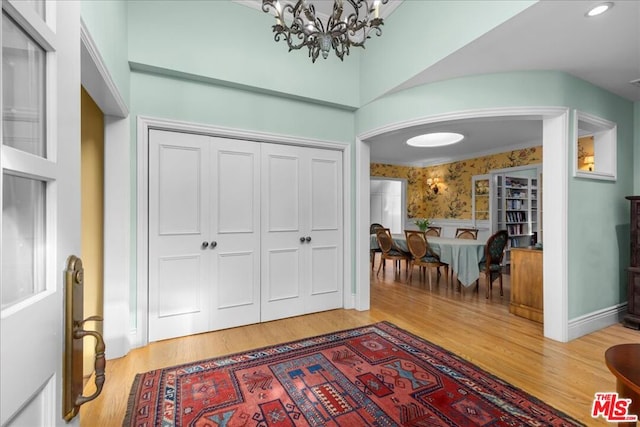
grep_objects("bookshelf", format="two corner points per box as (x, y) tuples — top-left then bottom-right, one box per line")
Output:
(471, 174), (491, 227)
(493, 172), (539, 264)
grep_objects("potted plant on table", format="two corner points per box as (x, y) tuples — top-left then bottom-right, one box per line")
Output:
(414, 218), (430, 232)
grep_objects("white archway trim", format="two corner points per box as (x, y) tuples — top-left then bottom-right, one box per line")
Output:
(80, 19), (128, 118)
(136, 116), (353, 347)
(358, 107), (559, 141)
(541, 111), (570, 341)
(356, 106), (571, 342)
(80, 20), (131, 359)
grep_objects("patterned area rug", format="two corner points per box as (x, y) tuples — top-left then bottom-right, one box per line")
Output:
(124, 322), (583, 426)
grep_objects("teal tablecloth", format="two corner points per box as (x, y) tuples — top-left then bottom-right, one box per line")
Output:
(371, 234), (486, 287)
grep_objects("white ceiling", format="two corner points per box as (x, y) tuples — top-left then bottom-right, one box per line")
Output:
(240, 1), (639, 166)
(373, 0), (639, 166)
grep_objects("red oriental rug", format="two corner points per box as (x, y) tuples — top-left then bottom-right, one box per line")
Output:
(124, 322), (583, 426)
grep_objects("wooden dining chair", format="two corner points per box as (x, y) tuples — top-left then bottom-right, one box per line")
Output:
(376, 228), (410, 277)
(425, 226), (441, 237)
(477, 230), (509, 298)
(404, 230), (449, 289)
(370, 223), (385, 270)
(455, 228), (478, 240)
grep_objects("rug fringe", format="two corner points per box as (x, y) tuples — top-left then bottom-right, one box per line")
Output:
(122, 373), (143, 427)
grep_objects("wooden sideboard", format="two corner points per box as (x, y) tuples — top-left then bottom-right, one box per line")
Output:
(624, 196), (640, 329)
(510, 247), (543, 323)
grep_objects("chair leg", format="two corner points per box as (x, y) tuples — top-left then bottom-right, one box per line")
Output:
(407, 260), (413, 283)
(376, 256), (384, 277)
(427, 267), (432, 290)
(485, 273), (490, 299)
(499, 273), (504, 296)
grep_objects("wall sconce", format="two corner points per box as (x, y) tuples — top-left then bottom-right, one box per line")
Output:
(427, 178), (441, 194)
(584, 155), (594, 171)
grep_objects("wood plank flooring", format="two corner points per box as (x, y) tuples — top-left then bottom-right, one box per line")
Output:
(81, 264), (640, 426)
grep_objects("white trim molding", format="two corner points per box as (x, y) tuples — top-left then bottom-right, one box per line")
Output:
(572, 109), (617, 181)
(357, 106), (572, 342)
(80, 20), (131, 359)
(80, 19), (128, 118)
(568, 303), (627, 340)
(136, 116), (353, 347)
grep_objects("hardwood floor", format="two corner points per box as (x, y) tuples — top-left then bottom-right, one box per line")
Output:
(81, 264), (640, 426)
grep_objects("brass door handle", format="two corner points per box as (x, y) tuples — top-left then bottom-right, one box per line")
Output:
(63, 256), (107, 421)
(73, 316), (106, 407)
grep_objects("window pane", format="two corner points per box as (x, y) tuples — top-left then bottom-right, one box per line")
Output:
(2, 13), (46, 157)
(2, 174), (46, 309)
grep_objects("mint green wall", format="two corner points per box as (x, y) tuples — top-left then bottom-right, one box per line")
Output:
(81, 0), (130, 107)
(563, 78), (633, 318)
(80, 0), (638, 331)
(359, 0), (536, 105)
(130, 71), (354, 142)
(356, 71), (568, 133)
(356, 70), (635, 320)
(127, 0), (360, 109)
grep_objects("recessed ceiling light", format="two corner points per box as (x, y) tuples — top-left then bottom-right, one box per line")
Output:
(586, 2), (613, 17)
(406, 132), (464, 148)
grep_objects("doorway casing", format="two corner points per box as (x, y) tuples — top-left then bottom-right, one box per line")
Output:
(356, 107), (570, 342)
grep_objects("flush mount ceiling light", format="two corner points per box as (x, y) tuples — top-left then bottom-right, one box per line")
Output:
(586, 2), (613, 17)
(262, 0), (388, 63)
(406, 132), (465, 148)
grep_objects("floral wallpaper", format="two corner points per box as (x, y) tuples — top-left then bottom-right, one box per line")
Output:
(577, 136), (594, 171)
(370, 146), (542, 220)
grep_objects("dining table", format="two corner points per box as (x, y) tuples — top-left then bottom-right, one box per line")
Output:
(371, 234), (487, 288)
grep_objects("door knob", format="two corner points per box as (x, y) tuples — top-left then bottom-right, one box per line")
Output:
(202, 241), (209, 248)
(210, 241), (217, 249)
(305, 236), (312, 242)
(300, 237), (306, 242)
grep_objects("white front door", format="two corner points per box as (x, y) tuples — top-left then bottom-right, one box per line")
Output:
(261, 144), (343, 321)
(1, 1), (80, 426)
(148, 131), (261, 341)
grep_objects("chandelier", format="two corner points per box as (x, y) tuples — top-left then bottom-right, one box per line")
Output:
(261, 0), (389, 63)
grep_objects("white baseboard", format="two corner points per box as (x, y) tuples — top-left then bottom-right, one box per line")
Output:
(568, 303), (627, 340)
(344, 292), (356, 310)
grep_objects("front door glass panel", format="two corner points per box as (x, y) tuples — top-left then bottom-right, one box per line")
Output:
(1, 174), (46, 309)
(2, 13), (46, 157)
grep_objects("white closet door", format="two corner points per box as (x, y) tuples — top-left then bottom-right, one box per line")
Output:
(306, 148), (343, 313)
(261, 144), (306, 321)
(209, 137), (261, 329)
(148, 130), (211, 341)
(261, 144), (343, 321)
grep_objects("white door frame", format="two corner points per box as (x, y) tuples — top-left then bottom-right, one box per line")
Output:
(136, 116), (352, 347)
(356, 107), (570, 342)
(80, 20), (131, 359)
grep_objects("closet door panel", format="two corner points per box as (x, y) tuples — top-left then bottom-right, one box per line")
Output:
(306, 149), (343, 313)
(310, 158), (339, 229)
(210, 138), (261, 329)
(261, 145), (306, 321)
(216, 251), (256, 307)
(157, 255), (202, 317)
(148, 130), (211, 342)
(267, 154), (300, 230)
